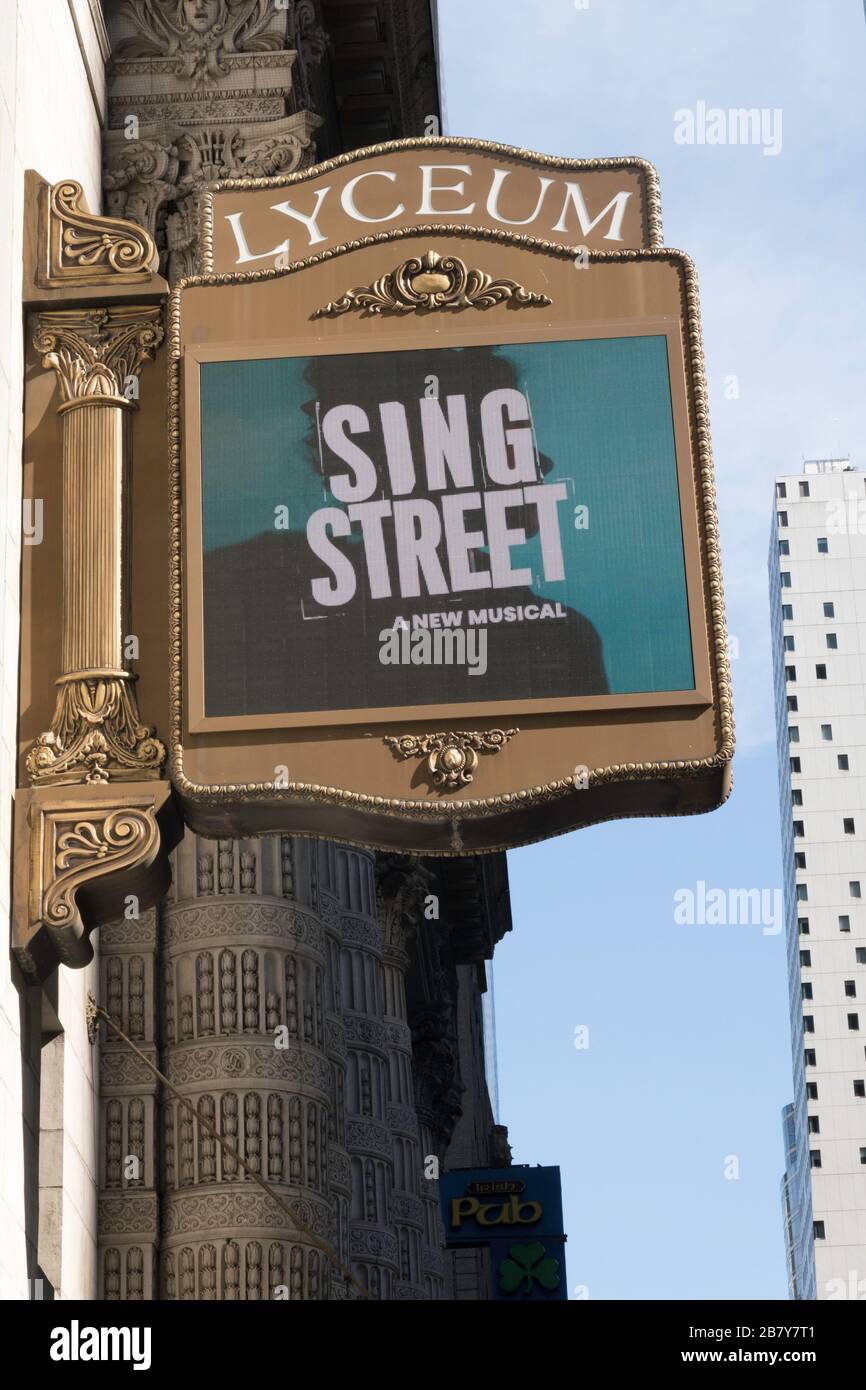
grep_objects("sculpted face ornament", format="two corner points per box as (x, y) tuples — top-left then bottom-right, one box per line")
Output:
(183, 0), (221, 34)
(117, 0), (282, 85)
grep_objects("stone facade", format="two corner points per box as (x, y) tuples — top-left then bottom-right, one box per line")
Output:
(97, 836), (510, 1299)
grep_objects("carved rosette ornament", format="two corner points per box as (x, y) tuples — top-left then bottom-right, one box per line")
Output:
(384, 730), (519, 790)
(312, 250), (552, 318)
(27, 307), (167, 786)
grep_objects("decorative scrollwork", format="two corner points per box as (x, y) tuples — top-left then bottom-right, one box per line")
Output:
(27, 676), (166, 785)
(40, 806), (160, 958)
(384, 729), (518, 790)
(45, 180), (159, 286)
(311, 250), (551, 318)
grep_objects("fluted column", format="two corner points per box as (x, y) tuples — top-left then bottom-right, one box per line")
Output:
(26, 306), (165, 786)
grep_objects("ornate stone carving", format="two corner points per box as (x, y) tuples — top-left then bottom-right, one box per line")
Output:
(104, 3), (321, 279)
(115, 0), (285, 85)
(411, 1002), (463, 1145)
(312, 250), (552, 318)
(99, 1194), (159, 1237)
(385, 728), (519, 790)
(377, 854), (432, 961)
(163, 899), (325, 950)
(163, 1189), (332, 1238)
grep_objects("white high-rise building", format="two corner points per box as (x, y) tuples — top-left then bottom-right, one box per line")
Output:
(769, 459), (866, 1300)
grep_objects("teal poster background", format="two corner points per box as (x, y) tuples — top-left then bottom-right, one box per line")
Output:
(198, 336), (694, 717)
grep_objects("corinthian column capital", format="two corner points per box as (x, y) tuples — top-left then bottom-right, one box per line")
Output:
(32, 305), (164, 407)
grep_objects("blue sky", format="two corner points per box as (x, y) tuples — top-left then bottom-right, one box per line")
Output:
(438, 0), (866, 1298)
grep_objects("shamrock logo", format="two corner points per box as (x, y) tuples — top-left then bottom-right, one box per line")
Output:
(497, 1242), (561, 1296)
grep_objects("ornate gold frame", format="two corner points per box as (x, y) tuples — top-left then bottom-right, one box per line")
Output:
(167, 226), (733, 844)
(199, 136), (665, 269)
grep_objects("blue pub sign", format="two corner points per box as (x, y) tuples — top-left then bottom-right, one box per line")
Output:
(438, 1165), (568, 1301)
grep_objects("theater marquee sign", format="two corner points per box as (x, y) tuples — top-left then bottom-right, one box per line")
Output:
(170, 138), (732, 853)
(14, 140), (731, 971)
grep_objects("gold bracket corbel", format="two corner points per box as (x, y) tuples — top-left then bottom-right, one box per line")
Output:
(37, 177), (160, 290)
(13, 783), (181, 980)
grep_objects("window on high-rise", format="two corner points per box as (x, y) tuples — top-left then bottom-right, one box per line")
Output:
(799, 481), (810, 497)
(782, 603), (794, 619)
(844, 818), (855, 834)
(787, 696), (798, 712)
(800, 950), (811, 966)
(806, 1082), (818, 1099)
(805, 1049), (816, 1066)
(854, 1081), (865, 1098)
(850, 882), (861, 898)
(817, 537), (828, 554)
(781, 572), (791, 588)
(839, 915), (851, 932)
(793, 820), (804, 836)
(790, 727), (800, 743)
(783, 634), (795, 651)
(777, 482), (787, 498)
(821, 724), (832, 740)
(810, 1149), (821, 1167)
(797, 885), (808, 901)
(786, 665), (796, 681)
(823, 602), (835, 617)
(804, 1015), (815, 1032)
(798, 917), (810, 934)
(826, 633), (838, 649)
(802, 982), (813, 999)
(808, 1115), (819, 1133)
(813, 1220), (825, 1238)
(795, 852), (806, 868)
(792, 788), (803, 804)
(845, 981), (856, 997)
(779, 539), (790, 555)
(816, 664), (827, 680)
(848, 1014), (860, 1031)
(856, 948), (866, 964)
(860, 1149), (866, 1165)
(838, 754), (849, 770)
(778, 512), (788, 527)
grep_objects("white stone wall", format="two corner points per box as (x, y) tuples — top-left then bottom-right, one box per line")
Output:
(0, 0), (106, 1300)
(771, 462), (866, 1299)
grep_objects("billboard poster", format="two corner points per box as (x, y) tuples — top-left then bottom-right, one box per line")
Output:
(197, 333), (694, 725)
